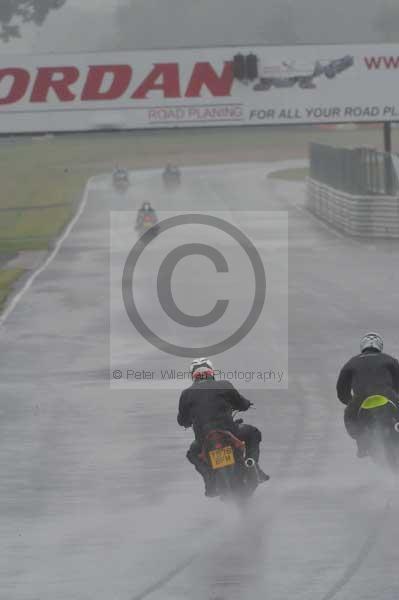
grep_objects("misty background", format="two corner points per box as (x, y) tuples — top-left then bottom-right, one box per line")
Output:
(0, 0), (398, 54)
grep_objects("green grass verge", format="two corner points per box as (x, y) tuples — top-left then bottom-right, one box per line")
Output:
(269, 167), (310, 181)
(0, 166), (90, 252)
(0, 269), (25, 311)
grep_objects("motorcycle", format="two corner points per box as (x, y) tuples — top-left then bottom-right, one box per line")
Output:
(162, 165), (181, 190)
(113, 168), (130, 192)
(198, 411), (263, 503)
(135, 212), (159, 238)
(358, 395), (399, 470)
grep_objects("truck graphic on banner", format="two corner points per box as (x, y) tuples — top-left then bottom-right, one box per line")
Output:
(233, 53), (354, 91)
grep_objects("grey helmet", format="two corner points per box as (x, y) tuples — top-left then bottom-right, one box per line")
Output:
(360, 332), (383, 353)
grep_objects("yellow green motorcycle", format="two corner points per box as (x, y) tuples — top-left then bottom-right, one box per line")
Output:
(358, 395), (399, 470)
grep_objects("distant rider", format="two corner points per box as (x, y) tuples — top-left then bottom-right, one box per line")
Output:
(136, 201), (156, 229)
(163, 163), (181, 187)
(164, 163), (180, 176)
(113, 166), (128, 181)
(177, 358), (269, 496)
(336, 332), (399, 457)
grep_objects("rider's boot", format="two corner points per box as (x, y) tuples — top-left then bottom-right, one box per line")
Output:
(257, 467), (270, 483)
(245, 444), (270, 483)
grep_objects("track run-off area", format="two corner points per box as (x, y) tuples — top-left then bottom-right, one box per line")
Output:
(1, 162), (399, 600)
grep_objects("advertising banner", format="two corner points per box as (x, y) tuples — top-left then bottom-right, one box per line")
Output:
(1, 44), (399, 133)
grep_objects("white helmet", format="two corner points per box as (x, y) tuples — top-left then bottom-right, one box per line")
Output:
(189, 357), (214, 380)
(360, 332), (383, 353)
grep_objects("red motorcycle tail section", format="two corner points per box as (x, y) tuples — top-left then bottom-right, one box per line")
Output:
(199, 429), (245, 463)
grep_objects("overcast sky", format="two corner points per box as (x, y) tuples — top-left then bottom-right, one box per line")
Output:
(1, 0), (397, 55)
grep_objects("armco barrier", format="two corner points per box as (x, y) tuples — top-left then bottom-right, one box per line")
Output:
(307, 177), (399, 238)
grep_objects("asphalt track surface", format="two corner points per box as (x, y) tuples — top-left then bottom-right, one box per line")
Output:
(1, 162), (399, 600)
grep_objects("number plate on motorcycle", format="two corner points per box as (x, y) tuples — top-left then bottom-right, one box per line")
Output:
(209, 446), (235, 469)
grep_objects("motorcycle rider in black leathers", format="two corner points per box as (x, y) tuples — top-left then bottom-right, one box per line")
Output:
(336, 332), (399, 458)
(178, 358), (269, 496)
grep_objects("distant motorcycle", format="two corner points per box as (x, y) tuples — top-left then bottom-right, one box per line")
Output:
(113, 168), (130, 192)
(358, 395), (399, 470)
(135, 210), (159, 238)
(162, 165), (181, 189)
(199, 412), (264, 504)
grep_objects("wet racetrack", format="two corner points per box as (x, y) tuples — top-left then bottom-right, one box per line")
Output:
(1, 162), (399, 600)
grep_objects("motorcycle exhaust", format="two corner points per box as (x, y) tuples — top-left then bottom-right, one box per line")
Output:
(245, 458), (256, 468)
(394, 422), (399, 433)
